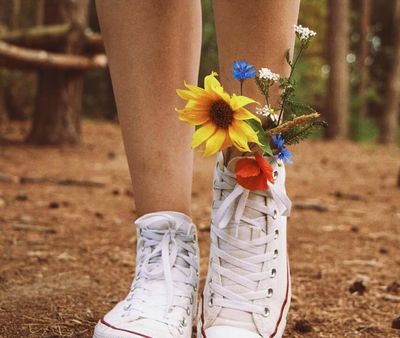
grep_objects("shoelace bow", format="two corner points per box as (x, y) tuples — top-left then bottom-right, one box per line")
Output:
(124, 215), (197, 328)
(209, 164), (291, 315)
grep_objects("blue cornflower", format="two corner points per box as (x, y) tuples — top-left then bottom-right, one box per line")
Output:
(232, 60), (256, 81)
(272, 134), (293, 164)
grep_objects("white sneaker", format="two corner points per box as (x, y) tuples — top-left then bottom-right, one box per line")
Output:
(94, 211), (199, 338)
(198, 153), (292, 338)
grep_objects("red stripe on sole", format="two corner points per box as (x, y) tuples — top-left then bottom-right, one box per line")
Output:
(269, 264), (290, 338)
(100, 318), (153, 338)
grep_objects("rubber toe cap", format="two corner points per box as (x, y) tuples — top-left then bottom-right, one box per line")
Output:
(205, 326), (261, 338)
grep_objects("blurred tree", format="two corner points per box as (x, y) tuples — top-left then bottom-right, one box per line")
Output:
(28, 0), (89, 144)
(380, 0), (400, 144)
(356, 0), (372, 118)
(325, 0), (350, 139)
(199, 0), (218, 86)
(296, 0), (327, 113)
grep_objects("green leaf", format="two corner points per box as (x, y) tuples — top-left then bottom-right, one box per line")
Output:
(284, 98), (316, 120)
(245, 119), (273, 157)
(281, 120), (327, 145)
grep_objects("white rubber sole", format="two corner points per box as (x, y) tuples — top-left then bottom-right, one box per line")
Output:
(93, 319), (153, 338)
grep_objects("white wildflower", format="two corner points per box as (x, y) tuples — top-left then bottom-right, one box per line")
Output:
(294, 24), (316, 41)
(258, 68), (280, 82)
(256, 105), (279, 122)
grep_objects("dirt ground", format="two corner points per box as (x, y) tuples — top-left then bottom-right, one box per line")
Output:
(0, 121), (399, 338)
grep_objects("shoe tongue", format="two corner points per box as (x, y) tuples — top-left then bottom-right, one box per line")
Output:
(215, 156), (268, 333)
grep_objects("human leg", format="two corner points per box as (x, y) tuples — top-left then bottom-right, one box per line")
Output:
(94, 2), (202, 337)
(96, 0), (202, 216)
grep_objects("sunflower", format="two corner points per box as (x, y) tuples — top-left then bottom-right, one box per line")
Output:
(176, 72), (261, 156)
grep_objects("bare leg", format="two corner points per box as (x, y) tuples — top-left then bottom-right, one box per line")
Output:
(96, 0), (202, 216)
(213, 0), (300, 160)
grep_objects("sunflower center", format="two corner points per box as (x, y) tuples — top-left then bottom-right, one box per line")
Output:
(209, 100), (234, 129)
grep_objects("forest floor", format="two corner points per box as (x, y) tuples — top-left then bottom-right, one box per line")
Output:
(0, 121), (399, 338)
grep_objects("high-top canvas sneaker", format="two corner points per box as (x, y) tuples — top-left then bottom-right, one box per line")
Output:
(94, 211), (199, 338)
(198, 153), (292, 338)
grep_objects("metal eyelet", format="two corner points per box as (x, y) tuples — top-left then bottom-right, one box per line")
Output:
(274, 229), (279, 239)
(273, 249), (278, 259)
(272, 210), (278, 220)
(181, 317), (187, 327)
(190, 294), (194, 305)
(186, 307), (190, 316)
(270, 268), (277, 278)
(267, 288), (273, 298)
(273, 170), (279, 179)
(123, 303), (131, 311)
(208, 294), (214, 307)
(262, 307), (270, 317)
(178, 326), (184, 335)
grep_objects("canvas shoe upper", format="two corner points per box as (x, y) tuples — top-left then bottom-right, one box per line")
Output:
(198, 153), (292, 338)
(94, 211), (199, 338)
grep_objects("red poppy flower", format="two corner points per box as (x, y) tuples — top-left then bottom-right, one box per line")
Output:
(235, 152), (274, 190)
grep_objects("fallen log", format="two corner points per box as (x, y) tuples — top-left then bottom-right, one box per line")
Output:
(0, 41), (107, 71)
(0, 24), (104, 53)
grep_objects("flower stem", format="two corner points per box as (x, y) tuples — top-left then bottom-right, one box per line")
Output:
(277, 43), (306, 125)
(240, 80), (243, 95)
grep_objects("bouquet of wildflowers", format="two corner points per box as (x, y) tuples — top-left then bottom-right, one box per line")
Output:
(177, 25), (324, 191)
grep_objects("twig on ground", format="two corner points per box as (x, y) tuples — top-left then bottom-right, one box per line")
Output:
(0, 173), (105, 188)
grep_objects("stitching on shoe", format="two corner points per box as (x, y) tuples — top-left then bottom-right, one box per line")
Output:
(269, 262), (290, 338)
(100, 318), (153, 338)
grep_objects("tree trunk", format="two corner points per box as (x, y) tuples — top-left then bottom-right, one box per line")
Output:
(380, 0), (400, 144)
(0, 89), (9, 128)
(325, 0), (350, 139)
(11, 0), (21, 29)
(28, 0), (89, 145)
(357, 0), (371, 118)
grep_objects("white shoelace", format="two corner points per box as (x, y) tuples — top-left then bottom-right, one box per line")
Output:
(123, 214), (198, 330)
(210, 164), (291, 315)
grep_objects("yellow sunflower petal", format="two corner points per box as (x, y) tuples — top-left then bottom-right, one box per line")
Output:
(191, 122), (217, 148)
(184, 96), (213, 110)
(177, 109), (210, 125)
(184, 81), (207, 96)
(221, 135), (233, 149)
(234, 107), (261, 123)
(177, 89), (200, 101)
(204, 128), (226, 157)
(232, 119), (261, 144)
(230, 94), (258, 110)
(204, 72), (220, 91)
(228, 122), (251, 152)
